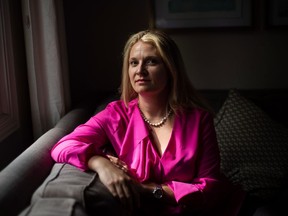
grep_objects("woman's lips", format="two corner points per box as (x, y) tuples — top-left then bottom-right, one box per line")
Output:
(136, 79), (149, 83)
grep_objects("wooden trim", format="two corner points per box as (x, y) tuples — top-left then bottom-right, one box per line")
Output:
(0, 0), (19, 142)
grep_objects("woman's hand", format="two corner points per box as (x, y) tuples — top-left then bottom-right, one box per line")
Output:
(88, 155), (140, 214)
(107, 155), (129, 173)
(107, 155), (176, 204)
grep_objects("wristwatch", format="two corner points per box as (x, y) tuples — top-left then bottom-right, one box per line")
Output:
(152, 184), (163, 199)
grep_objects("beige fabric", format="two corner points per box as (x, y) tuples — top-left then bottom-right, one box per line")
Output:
(22, 0), (70, 139)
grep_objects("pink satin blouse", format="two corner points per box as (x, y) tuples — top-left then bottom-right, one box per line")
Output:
(51, 98), (244, 214)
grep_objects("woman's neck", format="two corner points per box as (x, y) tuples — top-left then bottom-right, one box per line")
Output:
(138, 94), (169, 120)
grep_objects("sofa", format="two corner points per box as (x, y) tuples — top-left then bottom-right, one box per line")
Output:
(0, 88), (287, 216)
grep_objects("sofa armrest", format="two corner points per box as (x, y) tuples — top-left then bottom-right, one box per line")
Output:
(0, 128), (67, 215)
(0, 104), (95, 215)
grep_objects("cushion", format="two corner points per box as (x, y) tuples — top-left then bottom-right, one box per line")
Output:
(214, 89), (288, 201)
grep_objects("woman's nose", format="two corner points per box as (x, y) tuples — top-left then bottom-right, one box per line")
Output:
(136, 63), (147, 75)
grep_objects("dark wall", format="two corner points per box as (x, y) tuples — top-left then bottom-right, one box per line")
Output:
(63, 0), (150, 106)
(64, 0), (288, 108)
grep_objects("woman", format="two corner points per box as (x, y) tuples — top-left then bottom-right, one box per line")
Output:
(51, 30), (244, 215)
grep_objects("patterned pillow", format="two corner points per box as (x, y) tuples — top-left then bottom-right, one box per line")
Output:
(214, 89), (288, 201)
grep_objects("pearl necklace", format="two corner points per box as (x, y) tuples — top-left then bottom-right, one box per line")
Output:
(138, 103), (173, 128)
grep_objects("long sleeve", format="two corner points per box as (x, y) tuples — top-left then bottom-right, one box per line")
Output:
(51, 111), (109, 171)
(50, 100), (136, 171)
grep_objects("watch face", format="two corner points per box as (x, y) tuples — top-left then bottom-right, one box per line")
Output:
(153, 186), (163, 199)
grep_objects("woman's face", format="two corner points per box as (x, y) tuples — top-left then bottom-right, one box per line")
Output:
(128, 41), (169, 97)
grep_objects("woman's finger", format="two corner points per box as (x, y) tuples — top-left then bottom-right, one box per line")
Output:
(107, 155), (129, 173)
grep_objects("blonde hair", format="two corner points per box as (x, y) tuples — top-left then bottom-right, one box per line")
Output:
(119, 29), (210, 113)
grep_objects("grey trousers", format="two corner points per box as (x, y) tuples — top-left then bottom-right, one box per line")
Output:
(19, 163), (128, 216)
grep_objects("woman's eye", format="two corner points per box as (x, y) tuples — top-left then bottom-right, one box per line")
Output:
(146, 59), (157, 65)
(129, 60), (138, 67)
